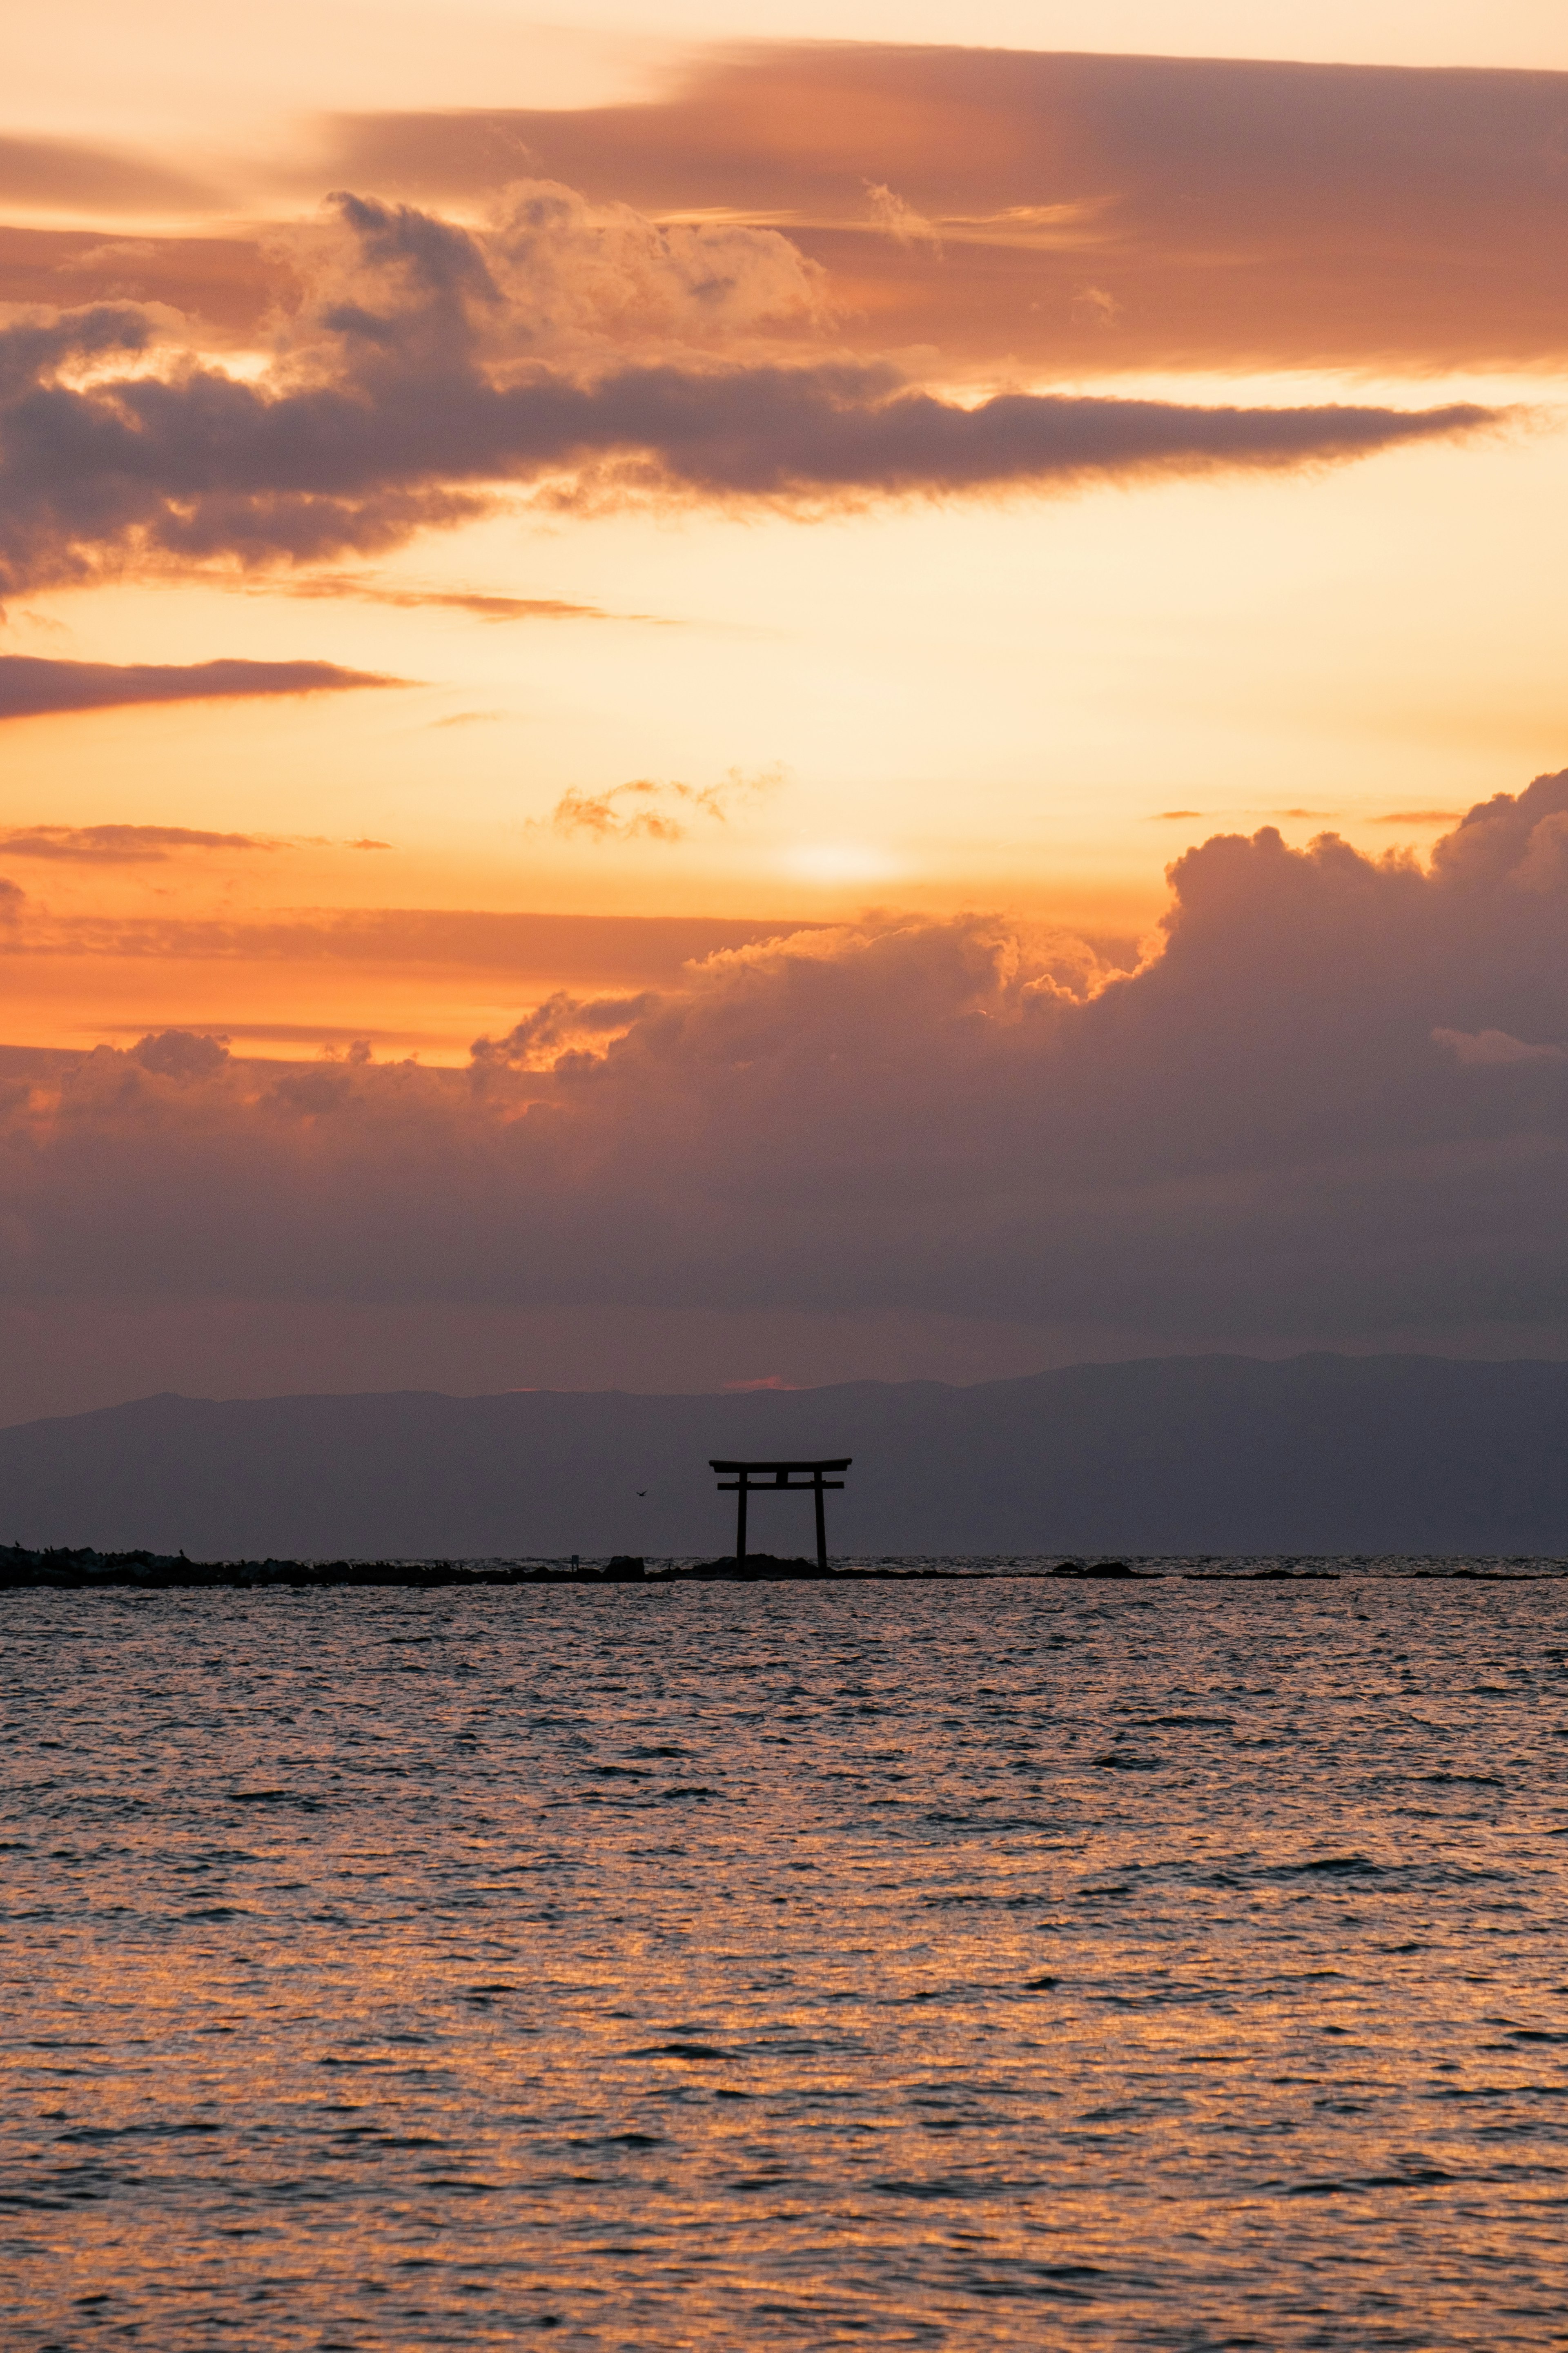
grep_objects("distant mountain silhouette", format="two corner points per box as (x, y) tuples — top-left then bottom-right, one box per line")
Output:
(0, 1356), (1564, 1560)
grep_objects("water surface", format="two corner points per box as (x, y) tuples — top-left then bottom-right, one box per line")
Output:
(3, 1569), (1566, 2347)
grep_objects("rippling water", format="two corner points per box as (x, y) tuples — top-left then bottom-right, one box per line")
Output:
(4, 1566), (1567, 2348)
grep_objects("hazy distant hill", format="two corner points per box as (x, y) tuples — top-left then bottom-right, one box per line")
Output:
(0, 1356), (1564, 1560)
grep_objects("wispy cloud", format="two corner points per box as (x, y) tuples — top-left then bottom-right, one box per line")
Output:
(270, 574), (664, 624)
(864, 181), (942, 251)
(1374, 809), (1463, 825)
(548, 767), (783, 844)
(0, 904), (820, 976)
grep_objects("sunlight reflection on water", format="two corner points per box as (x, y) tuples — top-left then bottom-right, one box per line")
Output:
(2, 1570), (1566, 2348)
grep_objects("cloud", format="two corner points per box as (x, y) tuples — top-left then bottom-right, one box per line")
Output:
(472, 991), (662, 1071)
(0, 823), (272, 864)
(548, 766), (782, 843)
(1, 769), (1566, 1354)
(551, 782), (686, 844)
(0, 194), (1494, 594)
(864, 182), (942, 251)
(0, 655), (407, 720)
(268, 572), (658, 622)
(329, 47), (1568, 371)
(0, 903), (824, 980)
(1071, 285), (1122, 328)
(131, 1029), (231, 1079)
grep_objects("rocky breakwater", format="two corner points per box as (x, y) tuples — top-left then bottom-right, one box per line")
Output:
(0, 1547), (848, 1588)
(0, 1547), (1116, 1589)
(0, 1544), (559, 1589)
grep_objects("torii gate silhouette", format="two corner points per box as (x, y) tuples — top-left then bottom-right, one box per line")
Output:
(710, 1457), (851, 1574)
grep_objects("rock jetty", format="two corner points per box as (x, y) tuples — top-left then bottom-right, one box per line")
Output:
(0, 1544), (1136, 1589)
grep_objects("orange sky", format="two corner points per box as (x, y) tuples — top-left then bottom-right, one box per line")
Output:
(4, 9), (1566, 1061)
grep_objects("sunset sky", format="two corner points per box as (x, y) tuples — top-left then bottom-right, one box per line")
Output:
(3, 1), (1566, 1415)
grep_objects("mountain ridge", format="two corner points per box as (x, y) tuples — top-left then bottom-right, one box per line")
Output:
(1, 1353), (1564, 1559)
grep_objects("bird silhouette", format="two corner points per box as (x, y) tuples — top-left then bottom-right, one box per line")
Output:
(635, 1489), (647, 1497)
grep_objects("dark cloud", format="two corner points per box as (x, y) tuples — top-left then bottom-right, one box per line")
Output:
(0, 823), (271, 865)
(0, 197), (1492, 593)
(131, 1030), (231, 1080)
(0, 654), (405, 720)
(0, 135), (219, 216)
(332, 47), (1568, 370)
(1, 770), (1565, 1355)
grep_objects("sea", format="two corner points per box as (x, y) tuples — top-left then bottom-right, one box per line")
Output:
(3, 1559), (1566, 2349)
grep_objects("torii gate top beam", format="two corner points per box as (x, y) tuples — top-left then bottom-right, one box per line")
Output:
(710, 1457), (850, 1482)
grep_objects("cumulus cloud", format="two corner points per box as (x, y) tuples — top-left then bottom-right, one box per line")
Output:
(0, 654), (405, 720)
(472, 991), (662, 1071)
(465, 177), (827, 349)
(1, 769), (1566, 1351)
(131, 1029), (231, 1079)
(0, 192), (1493, 595)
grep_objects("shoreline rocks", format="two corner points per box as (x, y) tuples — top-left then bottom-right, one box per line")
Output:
(0, 1543), (1038, 1588)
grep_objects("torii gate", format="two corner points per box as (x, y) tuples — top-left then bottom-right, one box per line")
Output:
(710, 1457), (851, 1574)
